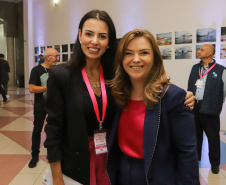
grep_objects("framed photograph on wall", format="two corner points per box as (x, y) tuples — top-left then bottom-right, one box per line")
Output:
(35, 56), (39, 63)
(175, 31), (192, 44)
(41, 46), (45, 53)
(34, 47), (39, 54)
(196, 28), (216, 43)
(159, 47), (172, 60)
(62, 54), (68, 62)
(220, 44), (226, 59)
(175, 45), (192, 59)
(62, 44), (68, 52)
(221, 27), (226, 42)
(156, 32), (172, 46)
(54, 45), (60, 53)
(70, 43), (75, 52)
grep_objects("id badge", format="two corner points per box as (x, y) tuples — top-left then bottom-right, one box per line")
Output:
(195, 79), (203, 88)
(94, 130), (108, 155)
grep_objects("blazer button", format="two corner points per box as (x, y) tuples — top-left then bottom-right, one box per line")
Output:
(77, 168), (81, 172)
(75, 152), (80, 156)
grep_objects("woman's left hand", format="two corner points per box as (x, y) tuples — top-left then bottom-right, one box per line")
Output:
(184, 91), (195, 110)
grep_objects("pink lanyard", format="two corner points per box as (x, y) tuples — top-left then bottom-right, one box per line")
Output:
(199, 62), (216, 78)
(81, 65), (107, 131)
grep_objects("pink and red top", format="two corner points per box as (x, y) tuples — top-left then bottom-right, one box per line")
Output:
(118, 99), (146, 159)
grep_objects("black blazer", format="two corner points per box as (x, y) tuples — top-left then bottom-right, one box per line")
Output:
(44, 65), (92, 185)
(106, 84), (200, 185)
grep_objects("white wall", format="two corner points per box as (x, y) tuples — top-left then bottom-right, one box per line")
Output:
(0, 24), (7, 56)
(28, 0), (226, 130)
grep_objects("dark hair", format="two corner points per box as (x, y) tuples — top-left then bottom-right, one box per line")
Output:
(111, 29), (170, 109)
(39, 54), (44, 57)
(0, 54), (4, 58)
(66, 10), (117, 80)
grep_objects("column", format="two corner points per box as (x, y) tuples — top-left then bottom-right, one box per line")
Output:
(6, 36), (15, 86)
(23, 0), (33, 89)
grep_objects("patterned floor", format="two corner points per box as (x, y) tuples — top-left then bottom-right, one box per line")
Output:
(0, 86), (226, 185)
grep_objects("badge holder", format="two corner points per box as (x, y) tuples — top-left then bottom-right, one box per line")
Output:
(94, 123), (108, 155)
(195, 78), (203, 88)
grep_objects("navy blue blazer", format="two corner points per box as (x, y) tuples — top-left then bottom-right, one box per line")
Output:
(106, 84), (200, 185)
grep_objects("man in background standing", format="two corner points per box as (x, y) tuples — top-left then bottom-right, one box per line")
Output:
(0, 55), (7, 102)
(28, 48), (58, 168)
(38, 54), (44, 65)
(0, 54), (10, 97)
(188, 44), (226, 174)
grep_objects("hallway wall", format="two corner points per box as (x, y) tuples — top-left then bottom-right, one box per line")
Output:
(27, 0), (226, 130)
(0, 24), (6, 55)
(0, 1), (24, 87)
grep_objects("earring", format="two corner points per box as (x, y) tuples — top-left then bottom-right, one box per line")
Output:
(79, 40), (82, 44)
(107, 46), (109, 49)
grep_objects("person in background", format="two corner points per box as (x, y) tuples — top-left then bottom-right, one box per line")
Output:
(44, 10), (195, 185)
(106, 29), (200, 185)
(28, 48), (58, 168)
(188, 44), (226, 174)
(38, 54), (45, 65)
(0, 53), (10, 97)
(0, 56), (7, 102)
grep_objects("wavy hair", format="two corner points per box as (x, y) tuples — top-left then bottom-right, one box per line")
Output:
(111, 29), (170, 109)
(65, 10), (117, 80)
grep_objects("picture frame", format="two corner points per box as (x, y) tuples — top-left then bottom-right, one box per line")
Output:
(156, 32), (172, 46)
(196, 28), (216, 43)
(175, 45), (192, 59)
(175, 31), (192, 44)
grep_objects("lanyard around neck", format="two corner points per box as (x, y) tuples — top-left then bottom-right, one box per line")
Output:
(81, 65), (107, 131)
(199, 62), (216, 78)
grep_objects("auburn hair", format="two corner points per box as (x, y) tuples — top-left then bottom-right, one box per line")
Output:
(111, 29), (170, 109)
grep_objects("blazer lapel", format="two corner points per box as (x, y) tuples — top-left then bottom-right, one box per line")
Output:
(107, 108), (122, 152)
(143, 100), (161, 176)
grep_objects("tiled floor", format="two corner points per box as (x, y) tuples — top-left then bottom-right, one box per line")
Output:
(0, 87), (48, 185)
(0, 86), (226, 185)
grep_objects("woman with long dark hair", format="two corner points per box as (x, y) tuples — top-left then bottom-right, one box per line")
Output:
(44, 10), (117, 185)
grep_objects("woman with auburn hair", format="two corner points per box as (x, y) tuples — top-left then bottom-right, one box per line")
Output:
(106, 29), (200, 185)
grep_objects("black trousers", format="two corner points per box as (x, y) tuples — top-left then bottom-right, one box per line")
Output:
(118, 153), (146, 185)
(0, 85), (7, 100)
(31, 109), (47, 157)
(2, 82), (8, 95)
(193, 101), (220, 168)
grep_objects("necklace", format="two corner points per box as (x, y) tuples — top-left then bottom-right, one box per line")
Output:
(87, 72), (100, 88)
(91, 81), (100, 88)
